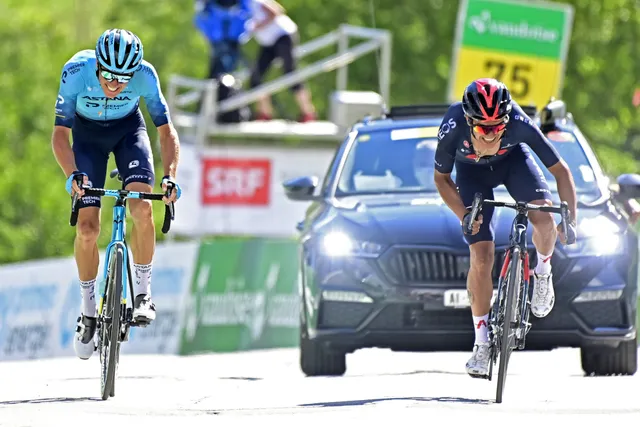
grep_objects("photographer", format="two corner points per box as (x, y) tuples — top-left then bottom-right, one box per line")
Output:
(195, 0), (252, 78)
(247, 0), (316, 122)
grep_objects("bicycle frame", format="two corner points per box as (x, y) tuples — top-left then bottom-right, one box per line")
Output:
(467, 192), (573, 402)
(501, 202), (532, 334)
(69, 177), (175, 401)
(98, 193), (133, 316)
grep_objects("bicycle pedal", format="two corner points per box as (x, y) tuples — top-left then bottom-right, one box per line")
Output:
(131, 320), (151, 328)
(469, 373), (491, 380)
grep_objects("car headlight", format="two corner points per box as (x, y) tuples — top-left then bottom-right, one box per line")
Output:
(578, 215), (622, 255)
(321, 231), (384, 258)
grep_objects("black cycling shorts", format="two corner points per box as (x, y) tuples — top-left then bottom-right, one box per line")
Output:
(455, 143), (552, 245)
(71, 109), (155, 209)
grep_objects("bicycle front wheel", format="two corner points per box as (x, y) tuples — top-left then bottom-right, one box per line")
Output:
(496, 246), (522, 404)
(100, 245), (124, 401)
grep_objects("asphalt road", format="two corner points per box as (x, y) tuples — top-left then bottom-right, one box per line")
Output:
(0, 347), (638, 426)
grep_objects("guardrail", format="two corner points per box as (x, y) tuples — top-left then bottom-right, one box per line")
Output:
(166, 24), (392, 146)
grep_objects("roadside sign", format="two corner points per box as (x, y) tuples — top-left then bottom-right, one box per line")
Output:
(447, 0), (574, 110)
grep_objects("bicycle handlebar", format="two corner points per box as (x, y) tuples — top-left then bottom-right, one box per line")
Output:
(466, 192), (576, 245)
(69, 181), (175, 234)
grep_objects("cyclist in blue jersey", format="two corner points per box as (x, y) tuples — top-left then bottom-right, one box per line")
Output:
(433, 78), (578, 378)
(51, 29), (183, 360)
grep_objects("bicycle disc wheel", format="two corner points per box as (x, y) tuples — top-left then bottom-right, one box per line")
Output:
(496, 247), (522, 404)
(100, 245), (123, 401)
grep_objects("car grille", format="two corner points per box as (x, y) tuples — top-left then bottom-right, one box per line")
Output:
(318, 301), (373, 329)
(380, 248), (568, 286)
(367, 304), (471, 330)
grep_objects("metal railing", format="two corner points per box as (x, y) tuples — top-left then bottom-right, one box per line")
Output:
(166, 24), (392, 146)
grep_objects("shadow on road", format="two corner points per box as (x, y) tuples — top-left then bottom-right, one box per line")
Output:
(347, 369), (472, 377)
(300, 396), (492, 407)
(0, 397), (101, 405)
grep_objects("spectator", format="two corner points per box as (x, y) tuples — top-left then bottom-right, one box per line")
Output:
(246, 0), (316, 122)
(194, 0), (252, 78)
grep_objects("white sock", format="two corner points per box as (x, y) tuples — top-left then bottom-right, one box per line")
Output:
(80, 279), (97, 317)
(535, 251), (553, 275)
(134, 263), (152, 297)
(473, 314), (489, 344)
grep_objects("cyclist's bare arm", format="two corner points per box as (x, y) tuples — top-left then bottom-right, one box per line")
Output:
(434, 170), (468, 222)
(516, 113), (577, 222)
(157, 123), (180, 179)
(434, 104), (468, 222)
(51, 125), (78, 177)
(547, 159), (577, 223)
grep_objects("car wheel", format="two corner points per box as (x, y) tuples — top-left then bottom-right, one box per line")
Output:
(299, 324), (346, 377)
(581, 335), (638, 376)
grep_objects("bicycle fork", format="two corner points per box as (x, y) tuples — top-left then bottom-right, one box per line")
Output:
(516, 252), (532, 349)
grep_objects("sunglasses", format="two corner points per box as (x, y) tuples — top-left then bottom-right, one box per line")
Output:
(473, 122), (507, 136)
(99, 68), (134, 83)
(467, 116), (509, 135)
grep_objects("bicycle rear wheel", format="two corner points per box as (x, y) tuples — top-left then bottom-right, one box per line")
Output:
(99, 245), (123, 401)
(496, 247), (522, 404)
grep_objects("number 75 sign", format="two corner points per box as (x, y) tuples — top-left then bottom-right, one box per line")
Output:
(447, 0), (574, 109)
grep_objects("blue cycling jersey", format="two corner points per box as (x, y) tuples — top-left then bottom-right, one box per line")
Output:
(54, 49), (171, 128)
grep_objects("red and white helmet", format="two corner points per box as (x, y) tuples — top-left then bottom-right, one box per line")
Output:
(462, 78), (512, 121)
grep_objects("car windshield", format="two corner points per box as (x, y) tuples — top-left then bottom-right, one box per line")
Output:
(335, 127), (603, 203)
(336, 127), (441, 195)
(524, 130), (602, 203)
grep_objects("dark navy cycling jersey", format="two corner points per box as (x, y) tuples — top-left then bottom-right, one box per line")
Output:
(54, 49), (171, 128)
(434, 101), (561, 174)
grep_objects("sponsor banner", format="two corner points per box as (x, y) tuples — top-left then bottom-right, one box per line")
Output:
(120, 241), (198, 355)
(171, 144), (335, 237)
(180, 238), (300, 354)
(448, 0), (574, 109)
(0, 258), (76, 361)
(0, 242), (197, 361)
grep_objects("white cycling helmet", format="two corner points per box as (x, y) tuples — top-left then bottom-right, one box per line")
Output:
(96, 28), (144, 74)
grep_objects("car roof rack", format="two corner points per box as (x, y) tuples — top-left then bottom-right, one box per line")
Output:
(386, 104), (452, 119)
(539, 98), (567, 128)
(387, 103), (540, 120)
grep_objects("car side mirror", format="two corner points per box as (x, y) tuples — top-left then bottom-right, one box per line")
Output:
(616, 173), (640, 199)
(282, 176), (320, 201)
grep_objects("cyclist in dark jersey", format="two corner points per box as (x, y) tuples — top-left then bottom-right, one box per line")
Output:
(433, 78), (578, 378)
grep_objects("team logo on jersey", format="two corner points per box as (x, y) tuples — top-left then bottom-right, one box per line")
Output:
(438, 118), (457, 140)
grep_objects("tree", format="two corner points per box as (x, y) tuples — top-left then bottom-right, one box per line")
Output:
(0, 0), (638, 264)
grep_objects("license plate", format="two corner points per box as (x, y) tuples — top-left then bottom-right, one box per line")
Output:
(443, 289), (499, 308)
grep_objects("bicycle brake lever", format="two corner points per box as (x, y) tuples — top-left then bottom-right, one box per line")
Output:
(560, 202), (576, 245)
(465, 192), (484, 235)
(69, 175), (86, 227)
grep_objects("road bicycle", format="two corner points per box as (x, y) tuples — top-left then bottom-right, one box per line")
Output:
(69, 169), (175, 400)
(464, 192), (575, 403)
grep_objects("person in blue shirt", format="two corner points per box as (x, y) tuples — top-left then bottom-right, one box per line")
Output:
(194, 0), (253, 77)
(51, 28), (183, 361)
(433, 78), (578, 378)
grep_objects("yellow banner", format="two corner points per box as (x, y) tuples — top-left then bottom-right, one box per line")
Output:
(450, 47), (562, 111)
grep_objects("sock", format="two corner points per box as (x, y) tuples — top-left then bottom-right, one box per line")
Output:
(134, 263), (152, 297)
(473, 314), (489, 344)
(80, 279), (97, 317)
(535, 251), (553, 275)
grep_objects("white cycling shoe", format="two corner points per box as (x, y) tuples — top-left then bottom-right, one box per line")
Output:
(531, 272), (555, 318)
(74, 314), (97, 360)
(133, 294), (156, 323)
(466, 342), (491, 378)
